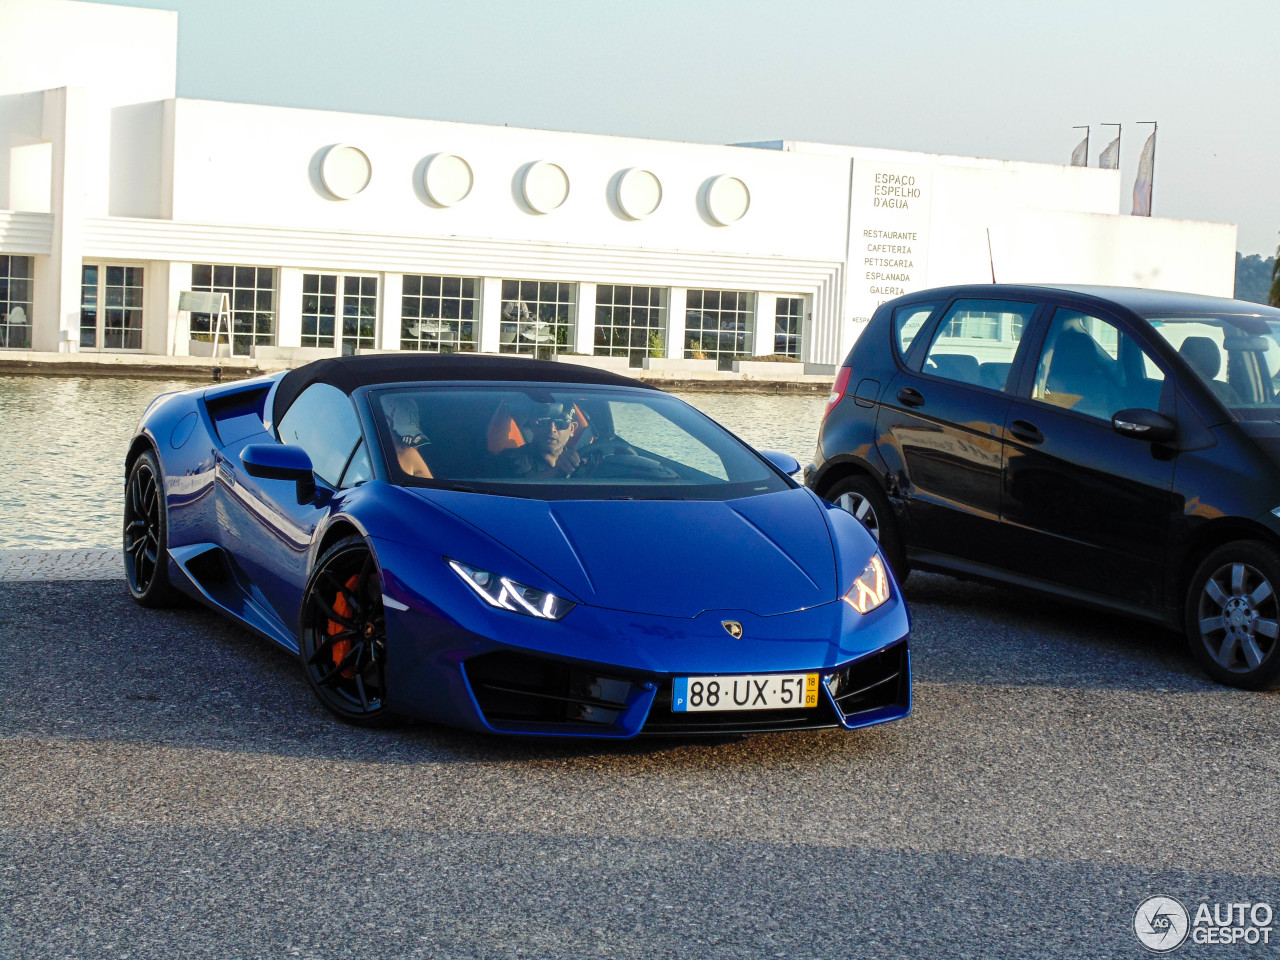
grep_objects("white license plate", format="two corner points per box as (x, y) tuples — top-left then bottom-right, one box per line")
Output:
(672, 673), (819, 712)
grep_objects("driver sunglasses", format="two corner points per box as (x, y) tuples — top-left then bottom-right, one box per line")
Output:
(531, 416), (573, 430)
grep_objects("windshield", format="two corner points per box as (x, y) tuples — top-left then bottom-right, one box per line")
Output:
(1148, 314), (1280, 420)
(367, 384), (789, 500)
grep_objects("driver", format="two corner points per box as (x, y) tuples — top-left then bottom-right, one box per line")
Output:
(494, 402), (583, 478)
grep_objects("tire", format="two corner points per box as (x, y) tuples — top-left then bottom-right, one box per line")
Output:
(826, 475), (909, 581)
(299, 536), (394, 725)
(123, 449), (182, 607)
(1185, 540), (1280, 690)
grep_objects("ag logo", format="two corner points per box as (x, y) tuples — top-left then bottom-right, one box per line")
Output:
(721, 620), (743, 639)
(1134, 896), (1190, 952)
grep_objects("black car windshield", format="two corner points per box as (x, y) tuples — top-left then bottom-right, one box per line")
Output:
(367, 384), (789, 500)
(1148, 314), (1280, 420)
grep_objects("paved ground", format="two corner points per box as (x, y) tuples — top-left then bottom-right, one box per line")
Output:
(2, 556), (1278, 959)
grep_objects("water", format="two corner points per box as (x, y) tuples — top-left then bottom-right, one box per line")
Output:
(0, 375), (828, 550)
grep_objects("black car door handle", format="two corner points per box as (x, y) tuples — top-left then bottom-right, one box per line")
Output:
(897, 387), (924, 408)
(1009, 419), (1044, 444)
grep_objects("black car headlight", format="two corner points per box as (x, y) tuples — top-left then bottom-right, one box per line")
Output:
(843, 553), (890, 615)
(448, 559), (576, 621)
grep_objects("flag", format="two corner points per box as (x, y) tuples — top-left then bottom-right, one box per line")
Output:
(1132, 131), (1156, 216)
(1070, 135), (1088, 167)
(1098, 136), (1120, 170)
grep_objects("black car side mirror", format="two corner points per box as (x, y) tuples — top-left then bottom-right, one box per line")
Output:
(1112, 408), (1176, 443)
(241, 443), (317, 503)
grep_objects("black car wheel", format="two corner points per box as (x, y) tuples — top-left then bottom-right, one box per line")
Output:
(123, 449), (182, 607)
(300, 536), (392, 725)
(826, 475), (908, 579)
(1186, 541), (1280, 690)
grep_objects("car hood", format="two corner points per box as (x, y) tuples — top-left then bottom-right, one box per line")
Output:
(407, 487), (838, 618)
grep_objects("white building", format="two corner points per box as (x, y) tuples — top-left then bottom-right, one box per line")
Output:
(0, 0), (1238, 373)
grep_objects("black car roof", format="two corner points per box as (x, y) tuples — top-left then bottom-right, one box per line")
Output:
(273, 353), (654, 426)
(894, 283), (1280, 319)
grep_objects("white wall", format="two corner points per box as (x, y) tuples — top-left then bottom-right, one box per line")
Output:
(166, 100), (850, 263)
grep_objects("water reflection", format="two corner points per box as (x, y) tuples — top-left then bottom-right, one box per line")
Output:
(0, 375), (827, 550)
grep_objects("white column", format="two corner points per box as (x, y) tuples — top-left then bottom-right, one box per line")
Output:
(276, 268), (304, 348)
(754, 293), (778, 358)
(665, 287), (687, 359)
(34, 86), (87, 353)
(380, 273), (402, 350)
(574, 282), (596, 354)
(478, 276), (502, 353)
(167, 261), (193, 355)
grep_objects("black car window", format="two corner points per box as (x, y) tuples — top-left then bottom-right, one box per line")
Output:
(921, 299), (1035, 390)
(1032, 309), (1165, 420)
(1147, 315), (1280, 415)
(276, 382), (363, 486)
(893, 303), (937, 359)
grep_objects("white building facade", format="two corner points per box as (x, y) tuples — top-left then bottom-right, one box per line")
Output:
(0, 0), (1239, 372)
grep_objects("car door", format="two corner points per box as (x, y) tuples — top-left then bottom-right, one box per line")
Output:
(216, 382), (371, 627)
(877, 297), (1040, 567)
(1000, 302), (1177, 608)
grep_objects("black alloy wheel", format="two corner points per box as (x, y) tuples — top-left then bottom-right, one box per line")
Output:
(826, 475), (909, 580)
(1186, 540), (1280, 690)
(300, 536), (392, 725)
(123, 449), (181, 607)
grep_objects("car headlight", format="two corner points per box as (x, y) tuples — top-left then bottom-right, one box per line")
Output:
(447, 559), (576, 620)
(843, 554), (890, 615)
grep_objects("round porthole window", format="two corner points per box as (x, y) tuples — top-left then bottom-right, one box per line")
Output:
(521, 161), (570, 214)
(703, 175), (750, 225)
(422, 153), (474, 206)
(615, 168), (663, 220)
(318, 144), (372, 200)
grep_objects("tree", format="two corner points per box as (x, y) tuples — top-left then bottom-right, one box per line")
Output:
(1272, 243), (1280, 307)
(1235, 252), (1276, 303)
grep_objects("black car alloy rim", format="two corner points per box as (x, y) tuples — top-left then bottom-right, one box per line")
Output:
(835, 491), (881, 541)
(304, 549), (387, 714)
(124, 459), (162, 593)
(1197, 561), (1279, 673)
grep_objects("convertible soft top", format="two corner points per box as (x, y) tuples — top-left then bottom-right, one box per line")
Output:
(273, 353), (654, 427)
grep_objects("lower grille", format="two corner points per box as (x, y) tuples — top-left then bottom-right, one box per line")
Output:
(464, 652), (642, 729)
(826, 641), (909, 718)
(641, 685), (841, 735)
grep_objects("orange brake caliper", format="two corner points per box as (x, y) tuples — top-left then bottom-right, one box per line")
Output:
(327, 574), (362, 678)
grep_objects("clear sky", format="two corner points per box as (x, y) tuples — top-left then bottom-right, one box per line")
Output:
(92, 0), (1279, 255)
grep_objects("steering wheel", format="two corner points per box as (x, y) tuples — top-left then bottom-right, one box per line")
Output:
(569, 434), (638, 477)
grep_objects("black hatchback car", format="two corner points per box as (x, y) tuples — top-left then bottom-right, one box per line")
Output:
(805, 283), (1280, 690)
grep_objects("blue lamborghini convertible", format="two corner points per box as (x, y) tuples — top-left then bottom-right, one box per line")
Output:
(124, 355), (910, 736)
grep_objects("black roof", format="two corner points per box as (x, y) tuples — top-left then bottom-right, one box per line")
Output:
(273, 353), (654, 426)
(893, 283), (1280, 320)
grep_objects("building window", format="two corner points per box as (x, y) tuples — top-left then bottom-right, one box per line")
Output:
(685, 289), (754, 361)
(191, 264), (277, 356)
(774, 297), (804, 359)
(80, 264), (144, 350)
(301, 273), (378, 354)
(0, 255), (33, 349)
(401, 275), (478, 353)
(595, 285), (666, 367)
(500, 279), (574, 358)
(301, 273), (337, 348)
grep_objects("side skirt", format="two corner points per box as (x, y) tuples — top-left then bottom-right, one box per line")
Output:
(168, 543), (300, 653)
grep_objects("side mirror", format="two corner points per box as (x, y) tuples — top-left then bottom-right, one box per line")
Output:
(241, 443), (317, 503)
(1112, 408), (1176, 443)
(759, 449), (801, 476)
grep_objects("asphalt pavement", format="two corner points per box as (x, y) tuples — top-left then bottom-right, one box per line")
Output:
(2, 572), (1278, 960)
